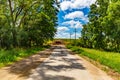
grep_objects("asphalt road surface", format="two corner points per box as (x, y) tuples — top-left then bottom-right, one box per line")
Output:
(26, 45), (113, 80)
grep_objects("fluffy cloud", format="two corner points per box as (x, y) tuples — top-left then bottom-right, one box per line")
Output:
(60, 0), (96, 11)
(55, 26), (81, 39)
(55, 32), (70, 38)
(64, 11), (84, 19)
(55, 32), (81, 39)
(60, 1), (71, 11)
(64, 11), (89, 22)
(57, 26), (69, 32)
(62, 20), (83, 28)
(55, 20), (83, 39)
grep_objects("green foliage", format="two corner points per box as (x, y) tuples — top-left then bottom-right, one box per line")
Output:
(0, 0), (59, 48)
(67, 46), (120, 73)
(0, 0), (58, 66)
(81, 0), (120, 52)
(0, 46), (46, 67)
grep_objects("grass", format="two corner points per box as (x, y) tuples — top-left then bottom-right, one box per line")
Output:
(66, 45), (120, 73)
(0, 46), (48, 67)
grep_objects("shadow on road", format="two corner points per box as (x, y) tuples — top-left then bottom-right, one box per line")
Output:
(33, 69), (75, 80)
(7, 48), (53, 77)
(27, 45), (86, 80)
(41, 58), (85, 72)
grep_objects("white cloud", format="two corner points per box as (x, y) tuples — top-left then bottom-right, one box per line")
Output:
(55, 32), (70, 39)
(55, 26), (70, 38)
(55, 31), (81, 39)
(64, 11), (84, 19)
(64, 11), (89, 22)
(60, 0), (96, 11)
(74, 22), (83, 28)
(62, 20), (83, 28)
(55, 25), (81, 39)
(60, 1), (72, 11)
(57, 26), (69, 32)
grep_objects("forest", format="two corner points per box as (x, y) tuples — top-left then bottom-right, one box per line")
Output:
(0, 0), (58, 49)
(80, 0), (120, 52)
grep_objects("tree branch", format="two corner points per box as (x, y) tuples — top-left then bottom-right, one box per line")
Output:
(14, 7), (23, 23)
(8, 0), (15, 27)
(18, 1), (41, 28)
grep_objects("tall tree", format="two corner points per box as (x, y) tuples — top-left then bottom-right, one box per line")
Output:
(81, 0), (120, 52)
(0, 0), (59, 48)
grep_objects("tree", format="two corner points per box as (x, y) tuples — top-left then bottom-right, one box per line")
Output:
(81, 0), (120, 52)
(0, 0), (59, 48)
(102, 1), (120, 51)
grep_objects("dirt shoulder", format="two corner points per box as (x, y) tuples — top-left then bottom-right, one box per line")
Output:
(0, 48), (53, 80)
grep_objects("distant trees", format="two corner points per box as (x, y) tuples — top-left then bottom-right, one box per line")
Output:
(81, 0), (120, 52)
(0, 0), (59, 49)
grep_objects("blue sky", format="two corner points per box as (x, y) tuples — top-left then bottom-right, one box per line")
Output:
(55, 0), (96, 39)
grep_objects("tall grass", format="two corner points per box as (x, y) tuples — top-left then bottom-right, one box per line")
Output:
(67, 45), (120, 73)
(0, 46), (46, 67)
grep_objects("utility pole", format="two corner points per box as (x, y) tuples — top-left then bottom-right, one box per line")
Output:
(70, 32), (72, 44)
(74, 28), (77, 45)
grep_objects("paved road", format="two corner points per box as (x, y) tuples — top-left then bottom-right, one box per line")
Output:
(26, 45), (113, 80)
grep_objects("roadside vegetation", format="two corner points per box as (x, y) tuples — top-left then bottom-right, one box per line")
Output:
(67, 45), (120, 73)
(0, 46), (50, 67)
